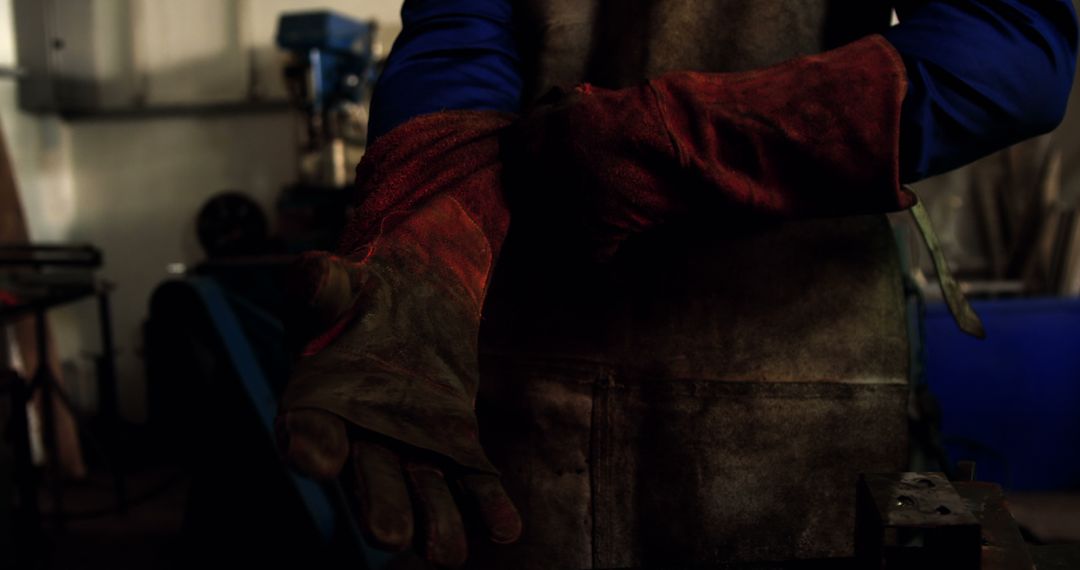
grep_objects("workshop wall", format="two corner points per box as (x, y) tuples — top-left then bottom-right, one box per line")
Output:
(0, 0), (402, 421)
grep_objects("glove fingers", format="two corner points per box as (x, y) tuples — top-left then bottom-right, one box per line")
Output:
(352, 441), (414, 551)
(460, 474), (522, 544)
(405, 463), (468, 568)
(277, 409), (349, 479)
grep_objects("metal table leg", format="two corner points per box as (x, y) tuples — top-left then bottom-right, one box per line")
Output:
(32, 309), (64, 530)
(95, 289), (127, 514)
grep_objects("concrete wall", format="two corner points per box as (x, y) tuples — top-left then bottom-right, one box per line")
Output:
(0, 0), (402, 420)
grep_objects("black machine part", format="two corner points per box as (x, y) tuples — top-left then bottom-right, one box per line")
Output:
(855, 471), (1056, 570)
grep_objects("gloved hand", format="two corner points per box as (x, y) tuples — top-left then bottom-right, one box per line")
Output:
(277, 111), (521, 568)
(509, 34), (916, 260)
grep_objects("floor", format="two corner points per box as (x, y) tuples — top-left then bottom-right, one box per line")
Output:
(1009, 492), (1080, 544)
(28, 464), (1080, 569)
(41, 467), (189, 570)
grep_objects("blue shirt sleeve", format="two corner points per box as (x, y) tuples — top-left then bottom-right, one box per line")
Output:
(367, 0), (523, 143)
(884, 0), (1079, 182)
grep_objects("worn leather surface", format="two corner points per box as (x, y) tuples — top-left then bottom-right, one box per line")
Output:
(512, 35), (912, 260)
(516, 0), (893, 101)
(478, 216), (909, 568)
(282, 112), (514, 474)
(473, 1), (909, 567)
(285, 195), (499, 474)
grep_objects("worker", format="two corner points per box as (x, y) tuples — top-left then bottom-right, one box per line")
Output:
(276, 1), (1078, 568)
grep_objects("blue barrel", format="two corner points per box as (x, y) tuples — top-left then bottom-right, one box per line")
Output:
(924, 297), (1080, 491)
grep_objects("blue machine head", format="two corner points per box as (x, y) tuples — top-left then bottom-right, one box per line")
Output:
(276, 11), (377, 110)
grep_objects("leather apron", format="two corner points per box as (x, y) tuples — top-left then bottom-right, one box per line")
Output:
(475, 2), (908, 567)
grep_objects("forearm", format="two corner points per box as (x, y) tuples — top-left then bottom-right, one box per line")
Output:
(884, 0), (1079, 182)
(367, 0), (523, 143)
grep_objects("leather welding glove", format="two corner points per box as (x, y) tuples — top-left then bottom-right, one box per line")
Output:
(277, 111), (521, 568)
(509, 34), (915, 260)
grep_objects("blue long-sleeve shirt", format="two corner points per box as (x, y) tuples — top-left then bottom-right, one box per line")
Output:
(368, 0), (1079, 183)
(885, 0), (1078, 180)
(367, 0), (521, 142)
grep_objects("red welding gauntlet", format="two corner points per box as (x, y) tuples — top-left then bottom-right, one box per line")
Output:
(278, 111), (520, 567)
(510, 34), (914, 259)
